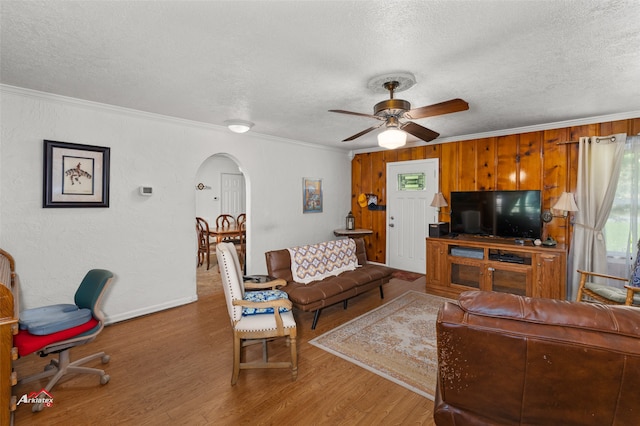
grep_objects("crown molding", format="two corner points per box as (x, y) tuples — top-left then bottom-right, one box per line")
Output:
(351, 110), (640, 156)
(0, 84), (347, 155)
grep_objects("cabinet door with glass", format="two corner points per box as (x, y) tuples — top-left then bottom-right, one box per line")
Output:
(449, 257), (484, 290)
(485, 262), (532, 296)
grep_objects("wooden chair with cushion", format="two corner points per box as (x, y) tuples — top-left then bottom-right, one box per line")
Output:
(216, 242), (297, 385)
(576, 240), (640, 306)
(196, 217), (216, 270)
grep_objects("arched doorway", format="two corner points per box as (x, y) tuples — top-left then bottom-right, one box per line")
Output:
(195, 153), (247, 296)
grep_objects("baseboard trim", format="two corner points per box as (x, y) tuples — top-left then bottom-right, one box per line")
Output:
(104, 295), (198, 325)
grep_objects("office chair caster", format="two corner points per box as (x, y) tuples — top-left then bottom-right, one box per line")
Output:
(100, 374), (110, 385)
(101, 354), (110, 364)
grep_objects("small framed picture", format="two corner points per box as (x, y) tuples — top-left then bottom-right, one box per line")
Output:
(303, 177), (322, 213)
(43, 140), (110, 208)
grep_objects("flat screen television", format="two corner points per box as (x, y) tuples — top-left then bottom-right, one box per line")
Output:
(450, 190), (542, 239)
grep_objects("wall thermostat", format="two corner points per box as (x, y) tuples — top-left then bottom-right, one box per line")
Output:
(139, 186), (153, 196)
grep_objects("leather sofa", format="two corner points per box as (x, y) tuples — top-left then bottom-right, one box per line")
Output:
(265, 238), (393, 329)
(435, 290), (640, 426)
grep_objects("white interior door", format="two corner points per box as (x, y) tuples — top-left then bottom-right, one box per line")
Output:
(386, 159), (439, 273)
(221, 173), (245, 218)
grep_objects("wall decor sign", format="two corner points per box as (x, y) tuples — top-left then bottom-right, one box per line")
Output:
(43, 140), (110, 208)
(303, 177), (322, 213)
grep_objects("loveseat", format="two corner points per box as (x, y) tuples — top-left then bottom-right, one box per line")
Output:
(265, 238), (393, 329)
(435, 290), (640, 425)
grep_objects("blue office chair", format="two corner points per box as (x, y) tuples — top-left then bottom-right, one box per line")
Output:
(15, 269), (114, 412)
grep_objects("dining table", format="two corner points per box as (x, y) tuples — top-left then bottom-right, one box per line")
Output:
(208, 225), (245, 243)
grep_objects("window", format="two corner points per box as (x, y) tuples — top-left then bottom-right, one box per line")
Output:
(398, 173), (426, 191)
(604, 136), (640, 274)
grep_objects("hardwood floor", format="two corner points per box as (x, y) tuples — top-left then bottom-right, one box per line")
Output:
(12, 264), (436, 425)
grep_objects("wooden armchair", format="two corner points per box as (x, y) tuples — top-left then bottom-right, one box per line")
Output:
(216, 242), (297, 385)
(576, 241), (640, 306)
(576, 270), (640, 305)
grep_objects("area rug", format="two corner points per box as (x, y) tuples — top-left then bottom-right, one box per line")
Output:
(310, 290), (452, 400)
(391, 269), (425, 282)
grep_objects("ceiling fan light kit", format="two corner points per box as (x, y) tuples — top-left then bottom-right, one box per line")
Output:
(224, 119), (254, 134)
(330, 72), (469, 148)
(378, 128), (407, 149)
(377, 114), (406, 149)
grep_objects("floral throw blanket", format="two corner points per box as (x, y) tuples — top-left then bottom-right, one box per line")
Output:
(287, 239), (358, 285)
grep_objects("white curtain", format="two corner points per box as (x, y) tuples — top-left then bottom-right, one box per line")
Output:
(607, 135), (640, 277)
(569, 133), (626, 300)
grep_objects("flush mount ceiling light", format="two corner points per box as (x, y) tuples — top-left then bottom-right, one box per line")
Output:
(224, 119), (254, 134)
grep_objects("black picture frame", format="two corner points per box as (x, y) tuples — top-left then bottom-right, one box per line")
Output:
(43, 140), (110, 208)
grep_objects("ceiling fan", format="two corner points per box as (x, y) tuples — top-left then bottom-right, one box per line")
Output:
(329, 80), (469, 147)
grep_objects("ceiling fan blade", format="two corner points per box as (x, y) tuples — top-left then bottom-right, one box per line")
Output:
(401, 122), (440, 143)
(404, 98), (469, 120)
(329, 109), (385, 120)
(342, 122), (385, 142)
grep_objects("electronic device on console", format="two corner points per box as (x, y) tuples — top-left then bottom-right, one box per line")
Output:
(489, 251), (526, 264)
(429, 222), (449, 237)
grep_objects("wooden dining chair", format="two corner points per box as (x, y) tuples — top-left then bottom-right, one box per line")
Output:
(215, 214), (236, 243)
(226, 213), (246, 247)
(215, 214), (235, 228)
(236, 213), (246, 229)
(196, 217), (216, 270)
(235, 220), (247, 273)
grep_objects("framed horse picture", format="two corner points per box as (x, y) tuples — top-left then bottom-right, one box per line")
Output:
(43, 140), (110, 208)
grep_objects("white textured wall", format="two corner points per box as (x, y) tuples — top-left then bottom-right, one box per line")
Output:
(0, 86), (351, 323)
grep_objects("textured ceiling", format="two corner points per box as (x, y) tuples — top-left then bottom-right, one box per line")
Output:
(2, 1), (639, 150)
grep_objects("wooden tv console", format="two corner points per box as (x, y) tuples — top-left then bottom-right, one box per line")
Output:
(426, 235), (566, 300)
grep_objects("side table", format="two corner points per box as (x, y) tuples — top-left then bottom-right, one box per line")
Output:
(333, 229), (373, 238)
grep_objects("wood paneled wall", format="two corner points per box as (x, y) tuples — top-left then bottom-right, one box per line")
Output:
(352, 118), (640, 263)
